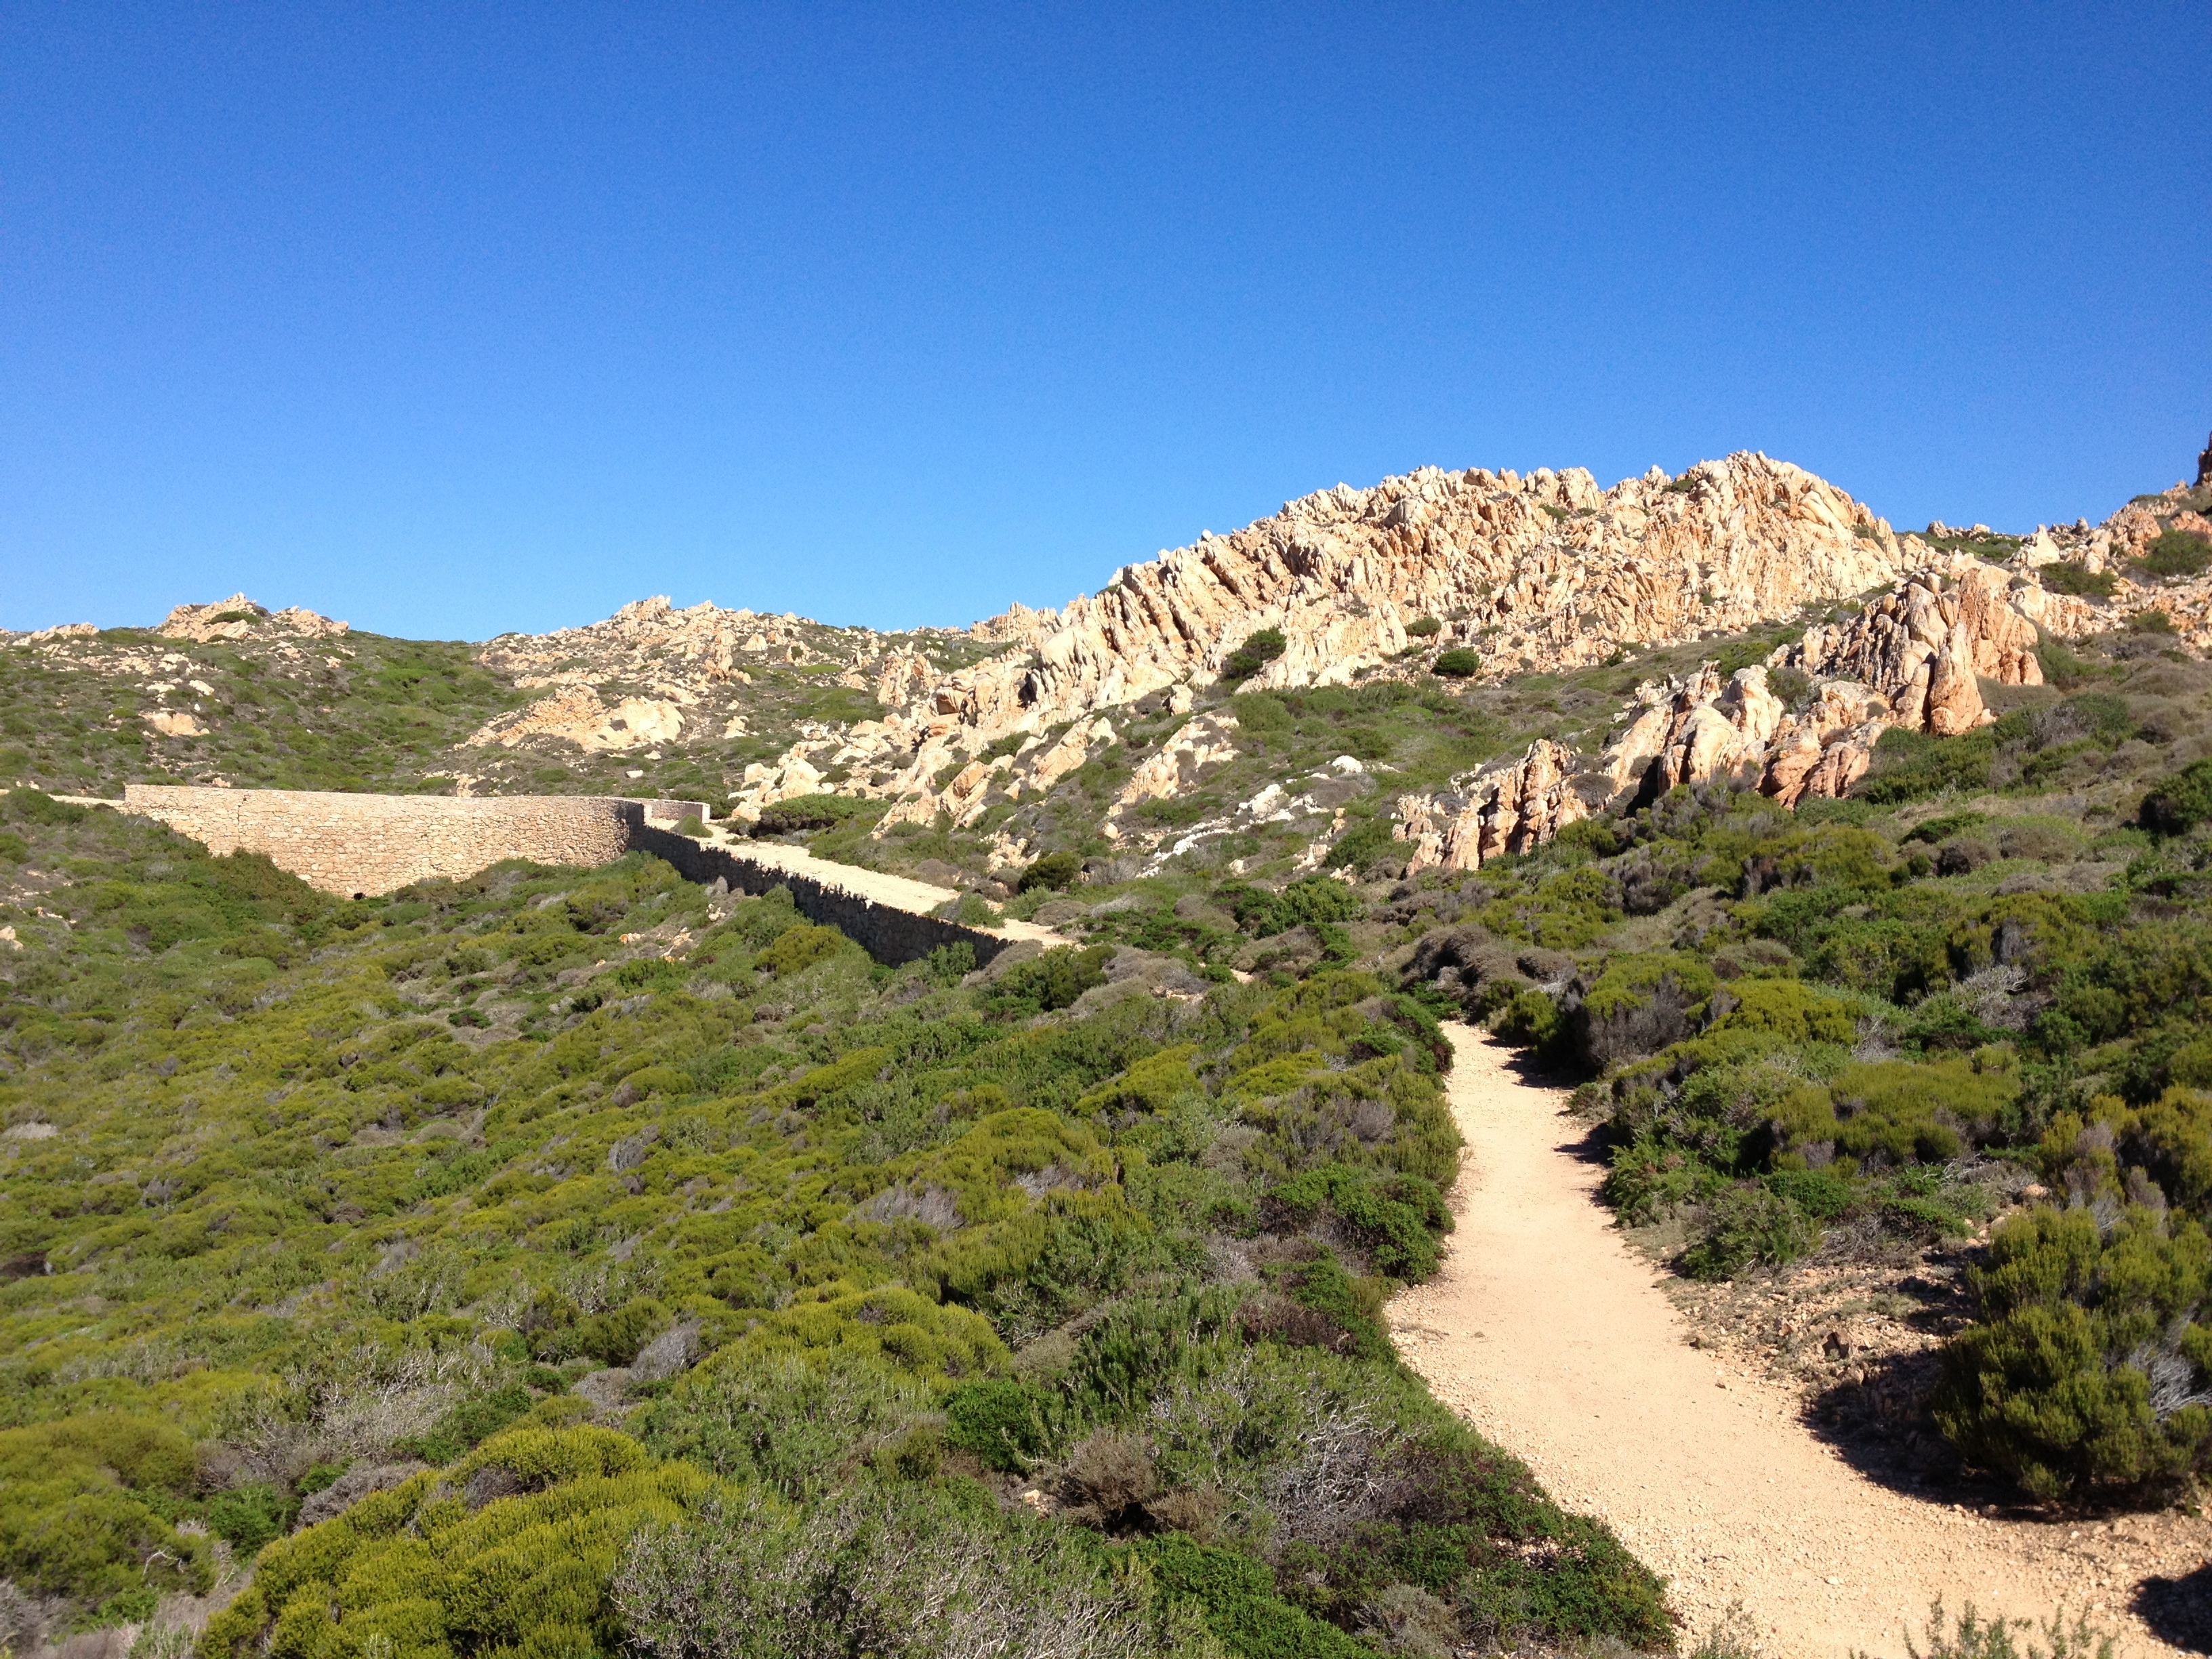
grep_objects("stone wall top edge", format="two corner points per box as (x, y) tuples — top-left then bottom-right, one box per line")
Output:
(120, 784), (707, 815)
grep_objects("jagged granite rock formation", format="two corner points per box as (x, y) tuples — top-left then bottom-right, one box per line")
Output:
(430, 438), (2205, 865)
(1391, 560), (2091, 872)
(745, 453), (1911, 827)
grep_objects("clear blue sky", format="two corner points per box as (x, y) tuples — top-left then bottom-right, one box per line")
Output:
(3, 4), (2207, 641)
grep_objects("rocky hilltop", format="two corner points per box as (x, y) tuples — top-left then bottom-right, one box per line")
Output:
(703, 450), (2207, 867)
(8, 439), (2211, 892)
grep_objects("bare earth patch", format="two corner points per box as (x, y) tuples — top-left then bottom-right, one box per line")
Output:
(1388, 1024), (2211, 1658)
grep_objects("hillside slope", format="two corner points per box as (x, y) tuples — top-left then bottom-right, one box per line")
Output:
(7, 436), (2212, 1655)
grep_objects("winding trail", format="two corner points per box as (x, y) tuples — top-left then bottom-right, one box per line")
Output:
(1388, 1024), (2189, 1659)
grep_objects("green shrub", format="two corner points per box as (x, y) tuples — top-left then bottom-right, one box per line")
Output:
(755, 922), (847, 977)
(1222, 628), (1288, 683)
(1017, 850), (1084, 893)
(1431, 649), (1479, 678)
(203, 1482), (299, 1558)
(201, 1427), (707, 1659)
(1570, 952), (1717, 1071)
(750, 794), (867, 836)
(1856, 726), (1994, 804)
(617, 1481), (1200, 1659)
(1904, 810), (1990, 846)
(398, 1382), (537, 1463)
(1679, 1184), (1816, 1279)
(2139, 530), (2212, 580)
(1229, 691), (1292, 733)
(943, 1377), (1054, 1473)
(1706, 978), (1858, 1045)
(1325, 815), (1397, 874)
(1935, 1206), (2212, 1501)
(1266, 1163), (1449, 1280)
(2141, 760), (2212, 836)
(989, 944), (1113, 1012)
(642, 1351), (930, 1497)
(1771, 1058), (2017, 1166)
(0, 1415), (212, 1605)
(1220, 876), (1361, 937)
(2036, 563), (2119, 600)
(1140, 1533), (1379, 1658)
(1404, 616), (1441, 638)
(611, 956), (689, 993)
(2034, 635), (2100, 689)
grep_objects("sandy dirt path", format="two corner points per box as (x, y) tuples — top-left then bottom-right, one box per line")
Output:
(1387, 1024), (2190, 1658)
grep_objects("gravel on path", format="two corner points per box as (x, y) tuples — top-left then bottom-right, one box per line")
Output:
(1387, 1024), (2192, 1659)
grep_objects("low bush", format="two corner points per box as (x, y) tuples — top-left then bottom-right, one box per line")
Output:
(2037, 563), (2120, 600)
(2141, 760), (2212, 836)
(1431, 649), (1479, 678)
(750, 794), (869, 836)
(617, 1482), (1205, 1659)
(754, 922), (848, 977)
(1223, 628), (1288, 683)
(1856, 726), (1994, 804)
(988, 944), (1113, 1012)
(201, 1427), (708, 1659)
(1935, 1206), (2212, 1501)
(2139, 530), (2212, 581)
(1221, 876), (1362, 937)
(1017, 849), (1084, 893)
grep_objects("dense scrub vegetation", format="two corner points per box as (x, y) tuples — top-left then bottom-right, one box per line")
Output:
(1391, 626), (2212, 1507)
(0, 792), (1668, 1656)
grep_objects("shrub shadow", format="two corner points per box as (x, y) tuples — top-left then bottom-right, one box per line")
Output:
(2133, 1564), (2212, 1654)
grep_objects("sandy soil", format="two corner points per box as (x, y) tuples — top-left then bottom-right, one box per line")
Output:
(1387, 1024), (2206, 1658)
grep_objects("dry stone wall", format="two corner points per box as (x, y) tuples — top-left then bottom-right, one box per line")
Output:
(630, 824), (1020, 968)
(114, 784), (1015, 968)
(120, 785), (708, 898)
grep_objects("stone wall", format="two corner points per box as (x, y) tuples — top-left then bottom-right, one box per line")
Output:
(112, 784), (1015, 968)
(120, 785), (709, 898)
(630, 825), (1020, 969)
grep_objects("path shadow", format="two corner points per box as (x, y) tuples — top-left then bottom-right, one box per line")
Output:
(2134, 1564), (2212, 1654)
(1479, 1041), (1617, 1172)
(1799, 1283), (2020, 1511)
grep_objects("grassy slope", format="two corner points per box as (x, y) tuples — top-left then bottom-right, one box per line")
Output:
(0, 794), (1668, 1658)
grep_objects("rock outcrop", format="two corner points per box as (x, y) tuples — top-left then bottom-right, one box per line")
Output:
(468, 687), (688, 753)
(1393, 559), (2095, 871)
(159, 595), (349, 642)
(432, 441), (2208, 848)
(1786, 565), (2049, 739)
(812, 453), (1908, 829)
(1396, 740), (1599, 874)
(478, 596), (825, 689)
(939, 453), (1900, 731)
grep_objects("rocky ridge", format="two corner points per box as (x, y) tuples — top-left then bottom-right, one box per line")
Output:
(432, 447), (2212, 880)
(714, 452), (1909, 829)
(1392, 559), (2100, 873)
